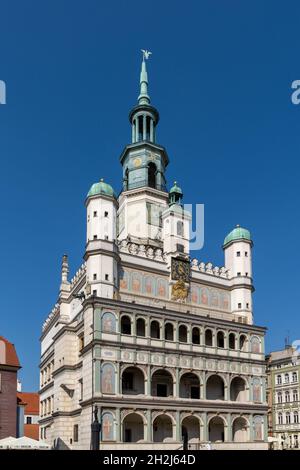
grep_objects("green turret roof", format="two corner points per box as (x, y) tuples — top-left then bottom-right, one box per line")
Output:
(223, 225), (251, 246)
(87, 179), (116, 198)
(169, 181), (183, 195)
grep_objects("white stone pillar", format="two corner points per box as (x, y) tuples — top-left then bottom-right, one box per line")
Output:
(143, 114), (146, 141)
(135, 118), (139, 142)
(150, 119), (154, 141)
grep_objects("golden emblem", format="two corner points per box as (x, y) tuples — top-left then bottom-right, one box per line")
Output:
(171, 280), (188, 301)
(133, 157), (142, 168)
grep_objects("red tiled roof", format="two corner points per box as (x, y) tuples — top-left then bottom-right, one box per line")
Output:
(17, 395), (27, 406)
(17, 392), (39, 414)
(24, 424), (39, 440)
(0, 336), (20, 367)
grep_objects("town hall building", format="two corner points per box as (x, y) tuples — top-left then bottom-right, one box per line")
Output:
(39, 52), (268, 450)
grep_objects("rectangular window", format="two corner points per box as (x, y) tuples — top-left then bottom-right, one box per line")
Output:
(105, 274), (109, 281)
(238, 303), (242, 309)
(237, 272), (241, 276)
(93, 211), (97, 217)
(146, 202), (163, 227)
(93, 274), (97, 280)
(104, 211), (108, 217)
(26, 416), (32, 424)
(176, 243), (184, 253)
(93, 290), (97, 296)
(246, 303), (249, 309)
(93, 235), (97, 240)
(245, 252), (248, 257)
(79, 336), (84, 352)
(73, 424), (79, 442)
(79, 379), (83, 401)
(236, 251), (241, 257)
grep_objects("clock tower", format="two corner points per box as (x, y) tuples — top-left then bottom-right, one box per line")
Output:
(117, 51), (169, 243)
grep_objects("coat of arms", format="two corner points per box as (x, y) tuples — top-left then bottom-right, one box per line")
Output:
(171, 279), (188, 301)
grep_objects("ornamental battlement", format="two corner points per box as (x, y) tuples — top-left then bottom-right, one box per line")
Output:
(118, 239), (165, 261)
(70, 262), (87, 288)
(191, 258), (230, 279)
(42, 262), (87, 332)
(118, 239), (230, 279)
(42, 303), (59, 332)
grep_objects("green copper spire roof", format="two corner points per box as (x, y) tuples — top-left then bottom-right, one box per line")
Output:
(170, 181), (183, 195)
(169, 181), (183, 206)
(223, 225), (251, 246)
(138, 50), (151, 105)
(87, 178), (116, 198)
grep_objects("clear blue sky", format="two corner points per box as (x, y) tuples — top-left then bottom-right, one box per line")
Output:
(1, 1), (300, 391)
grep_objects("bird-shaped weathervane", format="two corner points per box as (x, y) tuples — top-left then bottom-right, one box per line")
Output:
(141, 49), (152, 60)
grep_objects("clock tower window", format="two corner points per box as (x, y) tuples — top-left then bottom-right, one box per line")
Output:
(148, 162), (157, 189)
(176, 243), (184, 253)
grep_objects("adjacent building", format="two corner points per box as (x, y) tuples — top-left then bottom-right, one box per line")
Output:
(0, 336), (21, 439)
(267, 346), (300, 449)
(39, 53), (268, 450)
(17, 391), (39, 440)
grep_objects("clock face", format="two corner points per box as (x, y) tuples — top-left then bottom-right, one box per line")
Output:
(171, 257), (190, 282)
(133, 157), (142, 168)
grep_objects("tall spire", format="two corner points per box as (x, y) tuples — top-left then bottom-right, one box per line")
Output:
(128, 49), (160, 147)
(138, 50), (152, 105)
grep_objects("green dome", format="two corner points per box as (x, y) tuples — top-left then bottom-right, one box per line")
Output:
(223, 225), (251, 246)
(169, 181), (183, 195)
(87, 179), (116, 198)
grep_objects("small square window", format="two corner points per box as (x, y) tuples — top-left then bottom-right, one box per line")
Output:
(237, 251), (241, 257)
(237, 272), (241, 276)
(93, 211), (97, 217)
(105, 274), (109, 281)
(238, 303), (242, 309)
(79, 336), (84, 351)
(93, 290), (97, 296)
(176, 243), (184, 253)
(104, 211), (108, 217)
(245, 272), (248, 276)
(93, 235), (97, 240)
(93, 274), (97, 280)
(73, 424), (79, 442)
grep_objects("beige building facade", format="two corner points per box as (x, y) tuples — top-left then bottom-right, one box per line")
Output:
(267, 346), (300, 449)
(39, 54), (268, 450)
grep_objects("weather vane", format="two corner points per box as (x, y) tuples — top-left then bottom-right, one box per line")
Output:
(141, 49), (152, 60)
